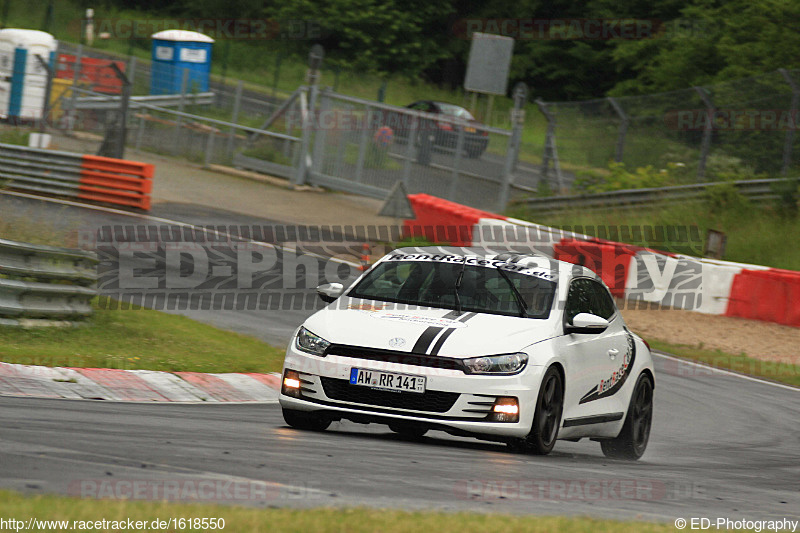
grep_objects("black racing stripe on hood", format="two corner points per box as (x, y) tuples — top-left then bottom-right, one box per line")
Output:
(412, 326), (443, 354)
(429, 312), (478, 355)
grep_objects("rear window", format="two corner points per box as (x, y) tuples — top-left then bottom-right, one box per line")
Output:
(436, 103), (475, 120)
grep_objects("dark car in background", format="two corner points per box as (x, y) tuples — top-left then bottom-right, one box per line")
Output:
(383, 101), (489, 158)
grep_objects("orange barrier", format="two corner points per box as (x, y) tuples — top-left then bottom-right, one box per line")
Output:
(403, 194), (505, 246)
(79, 155), (154, 210)
(56, 54), (126, 95)
(725, 269), (800, 327)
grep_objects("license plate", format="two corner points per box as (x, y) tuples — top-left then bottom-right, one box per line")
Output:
(465, 127), (476, 133)
(349, 368), (426, 393)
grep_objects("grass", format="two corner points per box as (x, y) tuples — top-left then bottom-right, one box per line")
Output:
(0, 126), (31, 146)
(508, 199), (800, 271)
(0, 300), (285, 373)
(0, 490), (681, 533)
(0, 207), (82, 247)
(650, 340), (800, 388)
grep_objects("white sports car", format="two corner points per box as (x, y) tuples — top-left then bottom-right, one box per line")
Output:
(279, 247), (655, 460)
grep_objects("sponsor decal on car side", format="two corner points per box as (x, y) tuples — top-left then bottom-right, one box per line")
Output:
(579, 333), (636, 404)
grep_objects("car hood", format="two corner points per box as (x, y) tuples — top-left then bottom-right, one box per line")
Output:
(302, 297), (558, 358)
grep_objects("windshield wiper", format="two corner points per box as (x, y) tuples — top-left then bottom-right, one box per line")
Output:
(453, 255), (467, 314)
(495, 266), (528, 318)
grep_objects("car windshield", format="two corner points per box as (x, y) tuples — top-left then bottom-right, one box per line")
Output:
(436, 103), (476, 120)
(348, 258), (556, 319)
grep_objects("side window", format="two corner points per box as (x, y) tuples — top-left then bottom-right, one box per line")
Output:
(589, 280), (616, 320)
(565, 279), (594, 325)
(565, 278), (616, 323)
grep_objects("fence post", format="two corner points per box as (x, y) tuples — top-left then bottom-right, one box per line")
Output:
(310, 87), (331, 176)
(779, 69), (799, 175)
(203, 129), (215, 168)
(536, 98), (564, 193)
(497, 82), (527, 212)
(67, 44), (82, 132)
(127, 55), (137, 88)
(694, 86), (714, 181)
(607, 96), (629, 163)
(95, 63), (130, 159)
(34, 54), (53, 134)
(293, 45), (324, 186)
(227, 80), (242, 158)
(112, 63), (131, 159)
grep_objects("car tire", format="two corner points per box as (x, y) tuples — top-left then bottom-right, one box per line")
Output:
(389, 423), (428, 439)
(508, 366), (563, 455)
(282, 408), (331, 431)
(600, 374), (653, 461)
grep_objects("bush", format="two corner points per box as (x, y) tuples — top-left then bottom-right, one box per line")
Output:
(572, 161), (679, 193)
(704, 182), (753, 215)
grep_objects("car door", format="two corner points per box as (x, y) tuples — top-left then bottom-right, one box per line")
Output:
(556, 277), (632, 434)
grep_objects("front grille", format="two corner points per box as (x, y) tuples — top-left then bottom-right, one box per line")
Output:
(319, 377), (460, 413)
(325, 344), (465, 371)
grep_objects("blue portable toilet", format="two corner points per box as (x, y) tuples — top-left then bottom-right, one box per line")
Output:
(0, 29), (57, 120)
(150, 30), (214, 95)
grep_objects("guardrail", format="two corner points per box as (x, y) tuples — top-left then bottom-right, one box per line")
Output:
(513, 178), (797, 215)
(0, 143), (154, 210)
(63, 92), (215, 111)
(0, 238), (98, 325)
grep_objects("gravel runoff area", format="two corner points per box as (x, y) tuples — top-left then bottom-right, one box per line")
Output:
(47, 134), (800, 367)
(621, 306), (799, 365)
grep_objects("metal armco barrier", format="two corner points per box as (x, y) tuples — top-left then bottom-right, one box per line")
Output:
(63, 92), (215, 111)
(514, 178), (797, 216)
(0, 143), (154, 210)
(0, 239), (98, 324)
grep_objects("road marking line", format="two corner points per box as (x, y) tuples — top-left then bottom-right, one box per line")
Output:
(654, 351), (799, 392)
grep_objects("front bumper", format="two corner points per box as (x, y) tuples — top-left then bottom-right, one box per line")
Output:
(279, 344), (544, 439)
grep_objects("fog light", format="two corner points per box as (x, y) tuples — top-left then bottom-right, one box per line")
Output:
(489, 397), (519, 423)
(282, 370), (302, 398)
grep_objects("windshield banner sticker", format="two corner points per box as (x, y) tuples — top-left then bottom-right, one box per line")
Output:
(385, 254), (557, 281)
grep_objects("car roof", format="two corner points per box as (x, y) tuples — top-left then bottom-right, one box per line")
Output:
(386, 246), (598, 283)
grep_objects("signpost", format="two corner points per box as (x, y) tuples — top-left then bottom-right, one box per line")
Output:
(464, 32), (514, 121)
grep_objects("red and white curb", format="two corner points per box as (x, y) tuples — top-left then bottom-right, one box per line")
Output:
(0, 362), (281, 403)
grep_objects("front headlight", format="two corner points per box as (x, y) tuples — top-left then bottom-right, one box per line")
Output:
(463, 352), (528, 375)
(295, 326), (330, 356)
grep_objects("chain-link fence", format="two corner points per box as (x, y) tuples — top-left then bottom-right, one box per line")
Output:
(38, 40), (800, 206)
(539, 69), (800, 183)
(305, 90), (523, 212)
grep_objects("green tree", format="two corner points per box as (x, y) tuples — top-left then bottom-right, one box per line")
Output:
(609, 0), (800, 95)
(272, 0), (454, 76)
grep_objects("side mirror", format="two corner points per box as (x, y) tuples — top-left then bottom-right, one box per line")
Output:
(316, 283), (344, 303)
(565, 313), (609, 335)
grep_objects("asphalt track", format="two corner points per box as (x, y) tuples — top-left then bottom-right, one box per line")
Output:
(1, 192), (799, 522)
